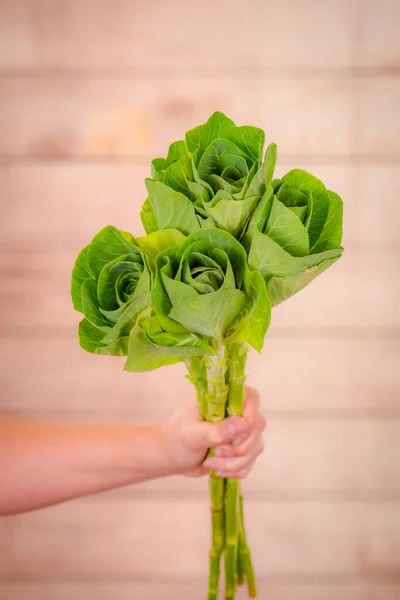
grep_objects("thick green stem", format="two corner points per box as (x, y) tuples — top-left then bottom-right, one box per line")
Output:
(204, 345), (228, 600)
(185, 356), (208, 419)
(236, 526), (244, 586)
(227, 342), (248, 417)
(239, 493), (256, 597)
(224, 477), (238, 599)
(226, 342), (256, 597)
(224, 343), (248, 597)
(186, 343), (257, 600)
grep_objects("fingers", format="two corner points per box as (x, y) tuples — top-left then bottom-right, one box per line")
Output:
(214, 416), (266, 459)
(213, 457), (258, 480)
(203, 428), (265, 478)
(184, 465), (208, 478)
(188, 415), (249, 450)
(242, 386), (260, 425)
(203, 438), (264, 478)
(202, 388), (266, 479)
(205, 387), (262, 448)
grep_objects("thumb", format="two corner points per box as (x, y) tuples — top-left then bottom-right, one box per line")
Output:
(191, 417), (249, 450)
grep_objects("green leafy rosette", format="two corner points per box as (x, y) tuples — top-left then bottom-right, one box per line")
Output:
(125, 228), (271, 372)
(244, 169), (344, 305)
(141, 111), (277, 239)
(70, 110), (345, 600)
(71, 226), (185, 356)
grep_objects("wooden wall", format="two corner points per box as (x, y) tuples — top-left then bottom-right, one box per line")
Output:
(0, 1), (399, 598)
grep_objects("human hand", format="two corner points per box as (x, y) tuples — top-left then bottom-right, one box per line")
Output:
(162, 387), (266, 479)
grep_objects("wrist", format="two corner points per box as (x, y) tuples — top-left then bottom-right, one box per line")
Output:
(110, 423), (176, 484)
(140, 423), (178, 479)
(157, 420), (185, 477)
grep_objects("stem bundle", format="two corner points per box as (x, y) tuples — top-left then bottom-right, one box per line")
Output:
(186, 342), (256, 600)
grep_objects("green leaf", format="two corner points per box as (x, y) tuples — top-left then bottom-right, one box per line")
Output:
(264, 143), (277, 187)
(141, 198), (158, 234)
(248, 228), (342, 280)
(225, 126), (265, 163)
(162, 269), (198, 306)
(264, 196), (309, 257)
(142, 317), (213, 356)
(236, 161), (258, 199)
(244, 184), (274, 237)
(71, 245), (95, 312)
(96, 336), (130, 357)
(276, 186), (309, 213)
(124, 324), (183, 372)
(311, 190), (343, 253)
(267, 255), (341, 306)
(185, 111), (235, 155)
(101, 291), (151, 344)
(165, 140), (187, 164)
(88, 226), (137, 277)
(99, 263), (151, 323)
(247, 229), (298, 279)
(179, 228), (247, 288)
(97, 253), (143, 311)
(186, 178), (211, 206)
(225, 268), (271, 352)
(301, 247), (343, 268)
(280, 169), (330, 250)
(153, 249), (189, 334)
(190, 154), (215, 197)
(207, 174), (242, 196)
(169, 287), (245, 339)
(162, 156), (192, 196)
(81, 280), (111, 330)
(134, 229), (186, 271)
(78, 318), (106, 353)
(244, 143), (276, 200)
(197, 139), (249, 179)
(145, 179), (200, 235)
(151, 141), (188, 179)
(204, 191), (260, 239)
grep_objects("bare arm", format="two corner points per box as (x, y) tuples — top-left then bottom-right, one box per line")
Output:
(0, 388), (265, 515)
(0, 418), (172, 515)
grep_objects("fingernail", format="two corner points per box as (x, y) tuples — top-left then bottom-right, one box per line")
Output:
(204, 458), (216, 469)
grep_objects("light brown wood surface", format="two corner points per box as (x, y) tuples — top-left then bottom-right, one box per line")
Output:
(2, 162), (399, 250)
(0, 1), (399, 599)
(1, 582), (400, 600)
(2, 499), (400, 577)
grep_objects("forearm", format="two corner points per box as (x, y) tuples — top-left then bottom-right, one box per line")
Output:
(0, 417), (173, 515)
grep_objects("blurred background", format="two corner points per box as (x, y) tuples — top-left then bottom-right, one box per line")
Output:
(0, 0), (399, 599)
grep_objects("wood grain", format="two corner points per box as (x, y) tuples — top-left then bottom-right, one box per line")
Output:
(3, 499), (400, 579)
(355, 78), (400, 157)
(0, 76), (352, 158)
(0, 0), (352, 71)
(355, 0), (400, 68)
(0, 2), (399, 596)
(0, 337), (397, 415)
(1, 582), (400, 600)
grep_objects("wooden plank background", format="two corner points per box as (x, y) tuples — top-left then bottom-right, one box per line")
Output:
(0, 1), (399, 599)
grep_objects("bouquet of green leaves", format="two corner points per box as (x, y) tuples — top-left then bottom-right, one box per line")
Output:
(71, 112), (343, 599)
